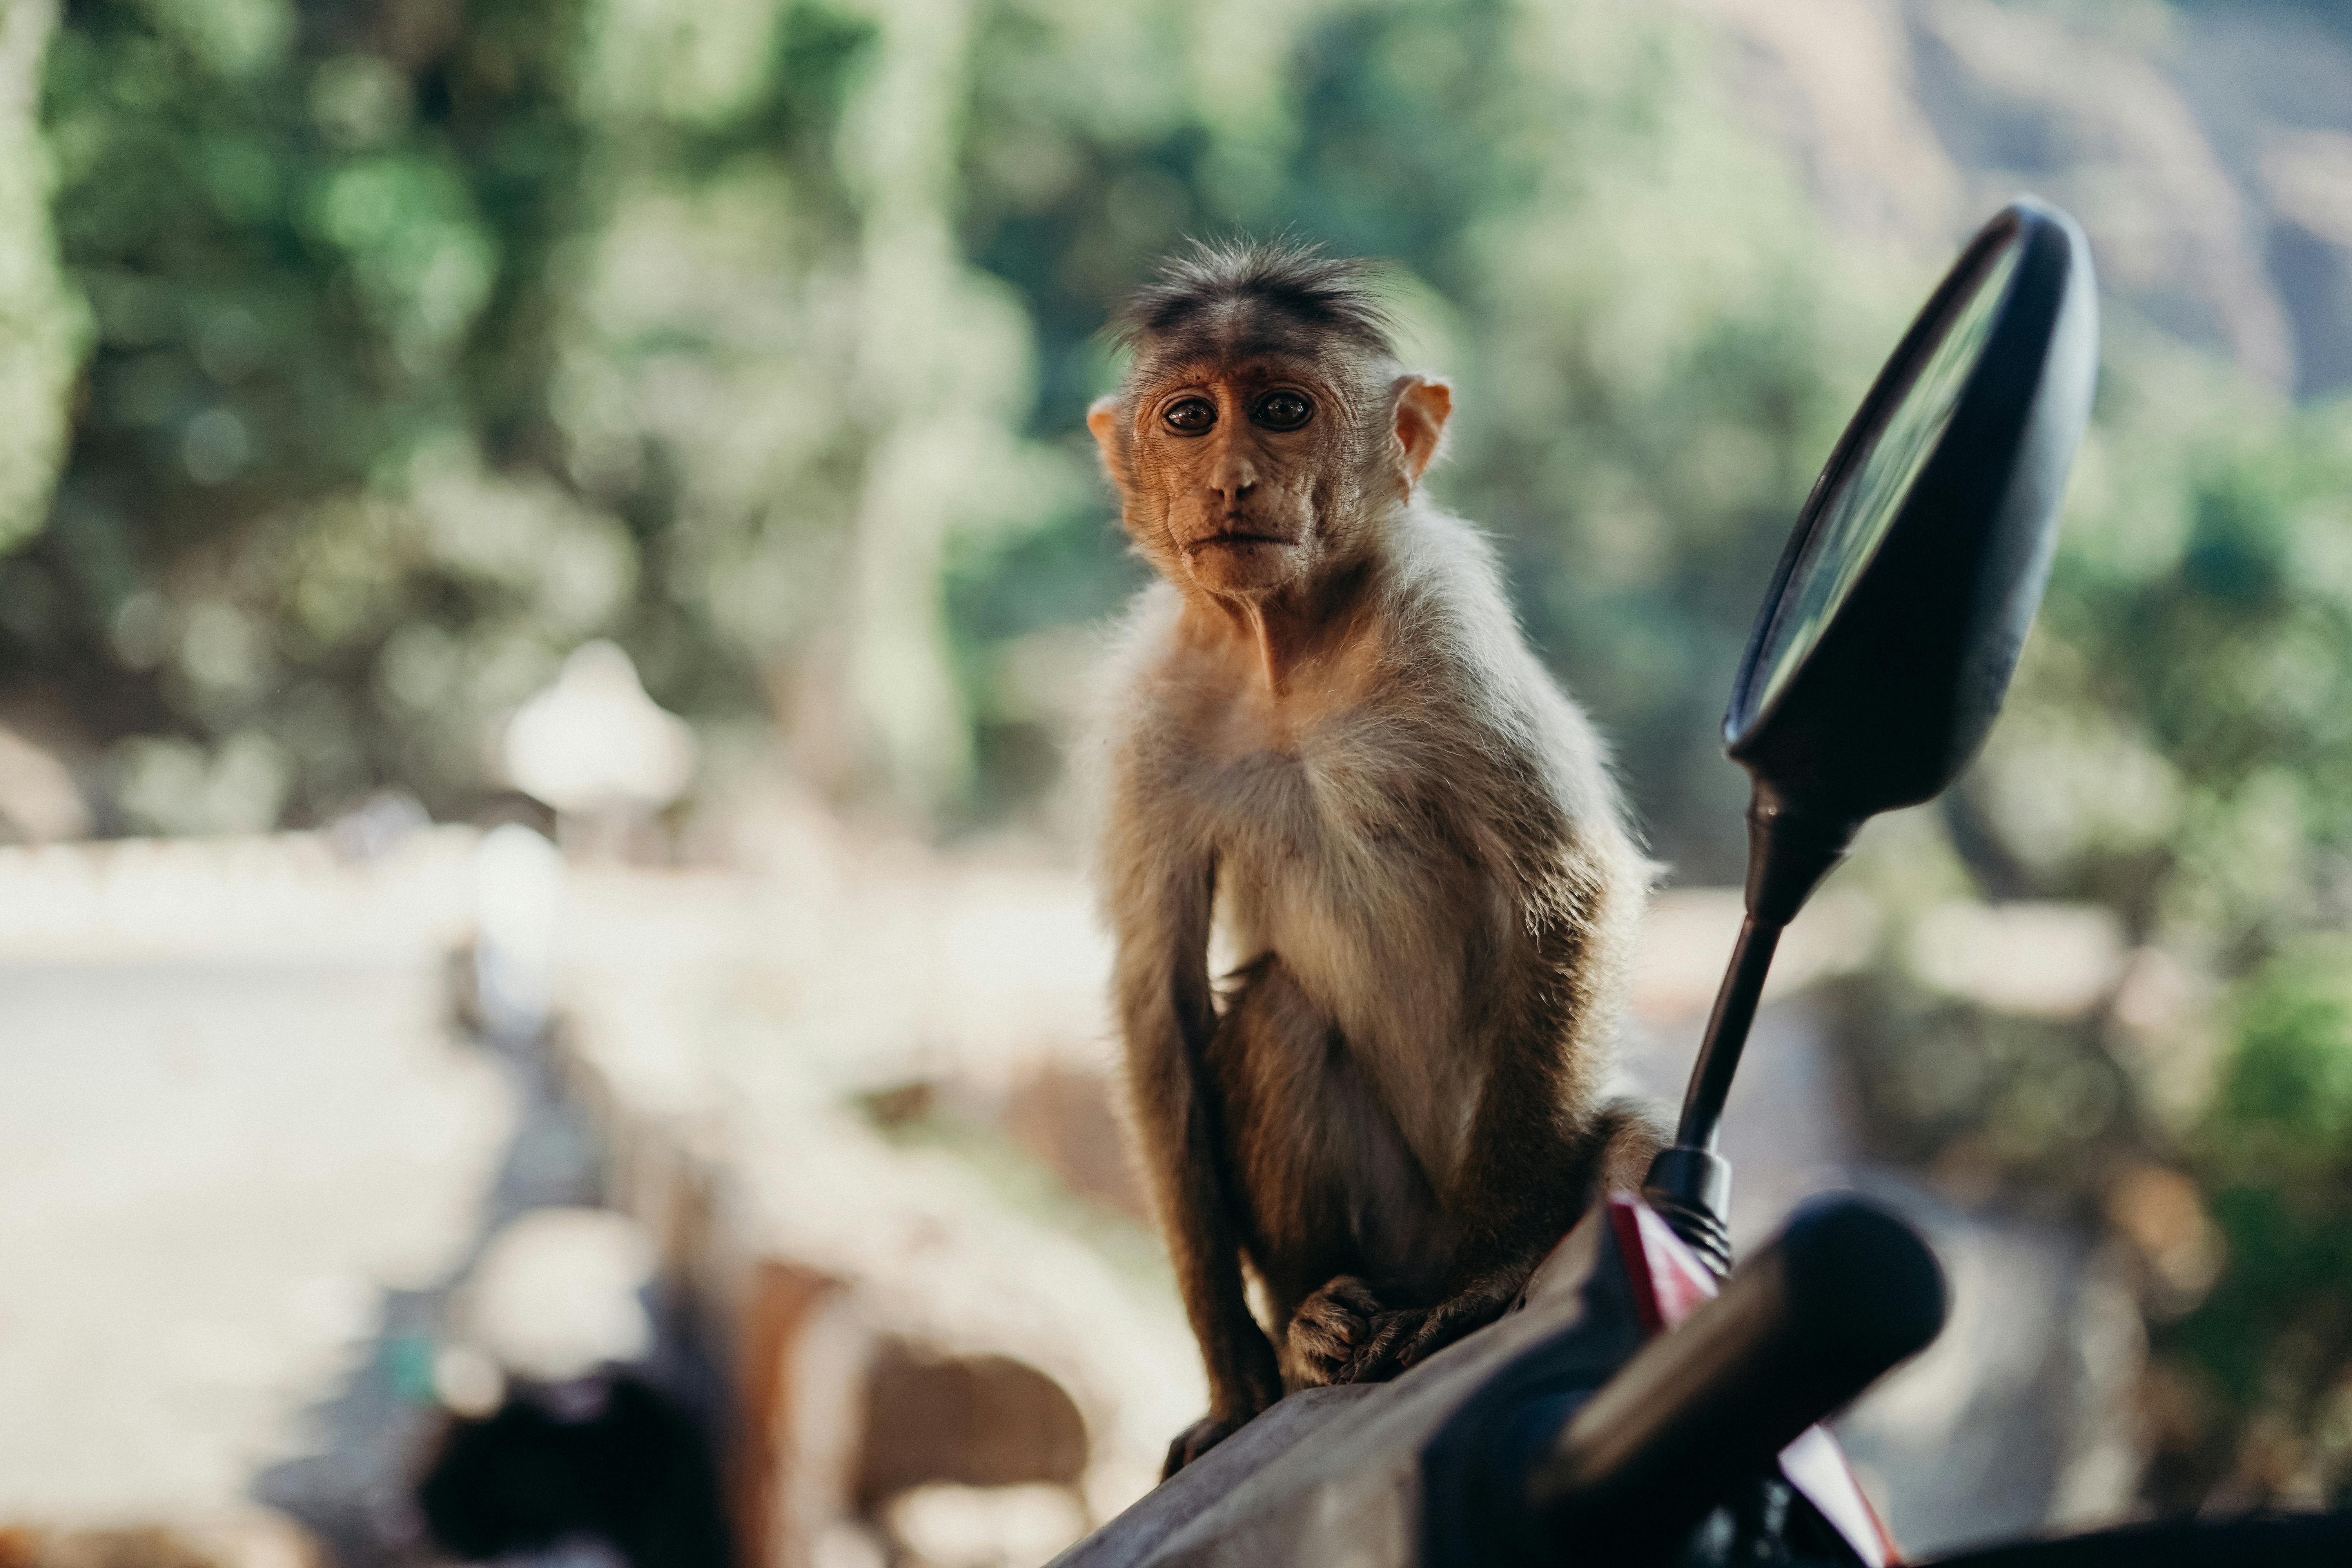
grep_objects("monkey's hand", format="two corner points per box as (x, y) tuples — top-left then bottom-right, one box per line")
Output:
(1284, 1275), (1387, 1387)
(1329, 1283), (1515, 1386)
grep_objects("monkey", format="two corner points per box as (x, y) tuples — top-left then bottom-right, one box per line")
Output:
(1082, 240), (1664, 1478)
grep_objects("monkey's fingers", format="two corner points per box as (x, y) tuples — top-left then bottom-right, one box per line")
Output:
(1337, 1291), (1515, 1385)
(1395, 1292), (1501, 1367)
(1331, 1307), (1427, 1385)
(1286, 1276), (1386, 1384)
(1317, 1276), (1388, 1318)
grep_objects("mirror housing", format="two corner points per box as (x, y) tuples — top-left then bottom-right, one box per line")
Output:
(1727, 200), (2098, 923)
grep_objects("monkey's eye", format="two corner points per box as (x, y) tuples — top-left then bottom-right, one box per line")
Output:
(1251, 390), (1314, 431)
(1162, 397), (1217, 435)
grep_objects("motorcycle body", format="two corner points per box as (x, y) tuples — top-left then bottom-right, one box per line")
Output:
(1052, 1187), (2352, 1567)
(1054, 1191), (1893, 1568)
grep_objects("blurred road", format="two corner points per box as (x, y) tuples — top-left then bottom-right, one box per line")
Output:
(0, 830), (521, 1548)
(0, 956), (511, 1524)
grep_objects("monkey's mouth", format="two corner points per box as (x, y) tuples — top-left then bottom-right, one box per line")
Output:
(1183, 532), (1296, 554)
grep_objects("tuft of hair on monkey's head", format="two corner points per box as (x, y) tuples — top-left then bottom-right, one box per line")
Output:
(1090, 236), (1453, 603)
(1110, 238), (1397, 371)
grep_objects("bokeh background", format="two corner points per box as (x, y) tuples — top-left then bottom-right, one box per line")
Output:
(5, 0), (2352, 1564)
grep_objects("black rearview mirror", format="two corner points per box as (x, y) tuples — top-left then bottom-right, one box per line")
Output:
(1727, 200), (2096, 913)
(1645, 201), (2098, 1271)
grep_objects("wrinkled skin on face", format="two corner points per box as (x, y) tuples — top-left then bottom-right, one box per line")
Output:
(1090, 351), (1452, 606)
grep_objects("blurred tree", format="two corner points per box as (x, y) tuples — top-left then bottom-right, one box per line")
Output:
(13, 0), (613, 830)
(0, 0), (83, 560)
(2140, 947), (2352, 1508)
(5, 0), (1887, 858)
(555, 0), (1059, 816)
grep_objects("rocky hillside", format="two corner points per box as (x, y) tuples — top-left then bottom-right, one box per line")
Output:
(1701, 0), (2352, 399)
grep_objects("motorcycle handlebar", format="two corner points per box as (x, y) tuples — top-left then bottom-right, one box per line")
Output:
(1528, 1197), (1947, 1559)
(1919, 1510), (2352, 1567)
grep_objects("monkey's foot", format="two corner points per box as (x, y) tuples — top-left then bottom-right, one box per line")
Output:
(1284, 1275), (1387, 1387)
(1330, 1288), (1509, 1386)
(1162, 1411), (1256, 1479)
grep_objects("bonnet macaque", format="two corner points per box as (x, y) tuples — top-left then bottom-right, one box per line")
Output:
(1086, 241), (1659, 1476)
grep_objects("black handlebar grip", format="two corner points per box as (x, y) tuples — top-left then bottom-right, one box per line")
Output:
(1917, 1511), (2352, 1567)
(1528, 1196), (1947, 1559)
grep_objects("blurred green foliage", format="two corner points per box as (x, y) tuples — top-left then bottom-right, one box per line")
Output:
(1994, 353), (2352, 947)
(3, 0), (2352, 1511)
(2151, 949), (2352, 1504)
(1842, 337), (2352, 1499)
(20, 0), (609, 829)
(2, 0), (1890, 865)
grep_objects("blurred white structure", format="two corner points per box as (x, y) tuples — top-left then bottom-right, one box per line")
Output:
(1908, 900), (2127, 1018)
(502, 642), (696, 820)
(448, 1207), (657, 1389)
(0, 724), (88, 842)
(474, 822), (567, 1042)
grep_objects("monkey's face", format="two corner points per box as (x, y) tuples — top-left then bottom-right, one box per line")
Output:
(1112, 358), (1354, 598)
(1091, 352), (1420, 600)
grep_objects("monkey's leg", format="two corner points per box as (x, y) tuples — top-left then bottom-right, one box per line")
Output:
(1136, 999), (1294, 1476)
(1204, 962), (1456, 1392)
(1109, 855), (1284, 1478)
(1334, 1099), (1664, 1385)
(1147, 1073), (1285, 1476)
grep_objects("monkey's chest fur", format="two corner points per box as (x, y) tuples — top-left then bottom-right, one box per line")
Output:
(1192, 731), (1523, 1322)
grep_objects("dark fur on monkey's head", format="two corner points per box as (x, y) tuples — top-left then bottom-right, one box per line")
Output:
(1109, 238), (1397, 372)
(1091, 238), (1446, 602)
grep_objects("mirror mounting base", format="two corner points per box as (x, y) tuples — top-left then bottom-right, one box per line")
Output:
(1641, 1147), (1734, 1276)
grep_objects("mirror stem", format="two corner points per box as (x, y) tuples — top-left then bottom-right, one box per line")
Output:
(1644, 788), (1861, 1275)
(1641, 917), (1777, 1277)
(1674, 914), (1782, 1151)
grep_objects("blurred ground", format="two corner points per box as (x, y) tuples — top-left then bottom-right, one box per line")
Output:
(0, 818), (2144, 1564)
(0, 958), (496, 1519)
(0, 835), (497, 1532)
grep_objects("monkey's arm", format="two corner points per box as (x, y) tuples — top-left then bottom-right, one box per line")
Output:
(1108, 838), (1283, 1474)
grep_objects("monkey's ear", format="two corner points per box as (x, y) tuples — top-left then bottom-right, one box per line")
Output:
(1391, 376), (1454, 494)
(1088, 396), (1132, 492)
